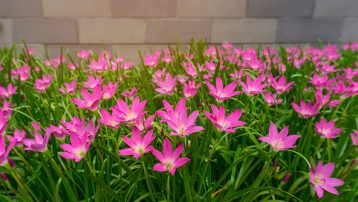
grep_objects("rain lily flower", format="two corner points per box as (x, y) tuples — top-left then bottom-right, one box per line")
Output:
(0, 135), (15, 166)
(239, 75), (269, 95)
(0, 84), (17, 98)
(0, 102), (12, 136)
(183, 81), (200, 98)
(204, 105), (246, 133)
(144, 53), (159, 67)
(88, 58), (108, 72)
(315, 118), (343, 138)
(99, 109), (121, 129)
(60, 133), (90, 162)
(291, 100), (320, 118)
(309, 73), (332, 88)
(268, 74), (295, 93)
(77, 49), (90, 59)
(7, 129), (26, 146)
(34, 73), (53, 92)
(48, 125), (68, 140)
(152, 68), (167, 84)
(133, 115), (155, 132)
(309, 161), (344, 198)
(83, 75), (103, 89)
(156, 98), (204, 136)
(155, 73), (177, 95)
(350, 130), (358, 145)
(206, 77), (241, 102)
(61, 116), (85, 134)
(264, 92), (282, 106)
(152, 138), (189, 175)
(182, 61), (198, 78)
(11, 64), (30, 82)
(119, 127), (155, 160)
(258, 122), (300, 151)
(122, 88), (138, 99)
(23, 129), (51, 152)
(72, 86), (102, 111)
(102, 82), (118, 100)
(75, 119), (99, 142)
(59, 80), (77, 95)
(61, 117), (99, 142)
(113, 96), (147, 123)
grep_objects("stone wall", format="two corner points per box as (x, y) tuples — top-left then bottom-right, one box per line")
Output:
(0, 0), (357, 60)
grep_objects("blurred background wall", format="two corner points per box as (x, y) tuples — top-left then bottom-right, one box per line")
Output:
(0, 0), (357, 60)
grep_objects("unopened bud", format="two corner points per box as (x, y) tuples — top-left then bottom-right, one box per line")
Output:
(281, 172), (291, 184)
(272, 160), (278, 168)
(198, 99), (203, 108)
(8, 158), (15, 168)
(1, 173), (8, 181)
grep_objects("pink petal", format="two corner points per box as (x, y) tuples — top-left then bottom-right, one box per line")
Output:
(321, 184), (339, 195)
(326, 178), (345, 187)
(163, 138), (173, 157)
(119, 148), (134, 156)
(174, 157), (189, 168)
(269, 122), (278, 139)
(153, 163), (166, 172)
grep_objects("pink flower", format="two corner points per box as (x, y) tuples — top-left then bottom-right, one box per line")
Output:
(156, 98), (204, 136)
(0, 84), (17, 98)
(350, 130), (358, 145)
(309, 161), (344, 198)
(162, 54), (173, 63)
(77, 49), (90, 59)
(144, 54), (159, 67)
(0, 135), (15, 166)
(204, 105), (246, 133)
(258, 122), (300, 151)
(59, 80), (77, 95)
(88, 58), (108, 72)
(264, 92), (282, 106)
(99, 109), (121, 129)
(60, 133), (90, 162)
(61, 117), (99, 142)
(113, 96), (147, 123)
(133, 115), (155, 132)
(239, 75), (269, 95)
(61, 116), (85, 134)
(11, 64), (30, 82)
(72, 86), (102, 111)
(102, 82), (118, 100)
(291, 100), (320, 118)
(152, 138), (189, 175)
(48, 125), (67, 140)
(34, 73), (53, 92)
(183, 81), (200, 98)
(23, 129), (51, 152)
(83, 76), (103, 89)
(155, 73), (177, 95)
(119, 127), (155, 160)
(7, 129), (26, 146)
(309, 73), (332, 88)
(268, 74), (295, 93)
(122, 88), (138, 99)
(206, 77), (241, 102)
(182, 61), (198, 78)
(315, 118), (343, 138)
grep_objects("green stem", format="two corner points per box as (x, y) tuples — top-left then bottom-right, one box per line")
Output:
(142, 160), (155, 202)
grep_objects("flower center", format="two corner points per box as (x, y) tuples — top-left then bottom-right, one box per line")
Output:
(164, 159), (175, 170)
(272, 139), (284, 150)
(134, 144), (144, 154)
(313, 176), (325, 185)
